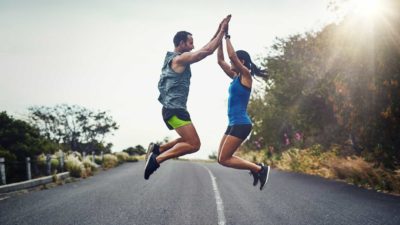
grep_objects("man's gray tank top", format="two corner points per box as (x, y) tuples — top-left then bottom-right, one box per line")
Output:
(158, 51), (192, 109)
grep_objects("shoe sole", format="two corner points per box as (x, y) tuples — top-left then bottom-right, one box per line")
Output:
(253, 175), (258, 186)
(254, 163), (265, 186)
(145, 143), (154, 163)
(260, 165), (270, 190)
(144, 152), (154, 180)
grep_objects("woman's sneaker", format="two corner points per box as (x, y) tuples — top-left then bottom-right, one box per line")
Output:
(249, 163), (263, 186)
(250, 170), (259, 186)
(258, 164), (270, 190)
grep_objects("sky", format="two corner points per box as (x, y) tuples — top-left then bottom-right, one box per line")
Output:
(0, 0), (336, 159)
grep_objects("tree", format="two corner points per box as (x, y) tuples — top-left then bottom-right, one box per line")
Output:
(0, 111), (57, 161)
(248, 0), (400, 167)
(28, 104), (119, 154)
(123, 145), (146, 156)
(208, 152), (217, 160)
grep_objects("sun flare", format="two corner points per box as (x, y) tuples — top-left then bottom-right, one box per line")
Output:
(351, 0), (383, 18)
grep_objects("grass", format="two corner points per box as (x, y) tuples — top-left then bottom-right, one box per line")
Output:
(36, 153), (60, 174)
(237, 144), (400, 195)
(65, 154), (84, 178)
(102, 154), (119, 169)
(41, 151), (140, 178)
(126, 156), (139, 162)
(114, 152), (129, 163)
(82, 158), (99, 177)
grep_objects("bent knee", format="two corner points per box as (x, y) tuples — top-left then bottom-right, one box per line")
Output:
(188, 140), (201, 153)
(218, 156), (229, 166)
(192, 142), (201, 152)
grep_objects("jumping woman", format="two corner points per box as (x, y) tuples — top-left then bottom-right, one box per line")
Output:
(216, 30), (270, 190)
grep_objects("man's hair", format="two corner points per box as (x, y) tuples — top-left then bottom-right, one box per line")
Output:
(173, 31), (192, 47)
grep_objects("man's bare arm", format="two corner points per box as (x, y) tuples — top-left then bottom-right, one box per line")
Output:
(175, 15), (231, 66)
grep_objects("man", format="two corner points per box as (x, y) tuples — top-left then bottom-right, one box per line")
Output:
(144, 15), (231, 180)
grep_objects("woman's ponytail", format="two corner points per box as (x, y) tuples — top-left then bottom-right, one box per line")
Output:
(250, 62), (268, 78)
(236, 50), (268, 78)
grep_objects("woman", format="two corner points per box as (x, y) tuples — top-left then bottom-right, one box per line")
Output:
(217, 32), (270, 190)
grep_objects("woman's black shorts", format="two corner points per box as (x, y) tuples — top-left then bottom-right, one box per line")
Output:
(224, 124), (252, 140)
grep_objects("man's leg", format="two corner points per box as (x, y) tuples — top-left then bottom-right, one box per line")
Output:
(156, 123), (201, 164)
(159, 137), (184, 153)
(144, 110), (197, 180)
(145, 138), (185, 162)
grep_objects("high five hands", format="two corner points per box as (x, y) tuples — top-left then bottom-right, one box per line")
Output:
(221, 14), (231, 34)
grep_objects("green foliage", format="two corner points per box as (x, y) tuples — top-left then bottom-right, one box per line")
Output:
(271, 145), (400, 194)
(82, 158), (99, 176)
(123, 145), (146, 155)
(114, 152), (129, 163)
(51, 158), (60, 170)
(102, 154), (118, 169)
(208, 151), (217, 160)
(94, 155), (103, 165)
(249, 0), (400, 167)
(28, 104), (118, 154)
(126, 156), (139, 162)
(36, 153), (61, 174)
(65, 155), (83, 178)
(0, 111), (58, 161)
(0, 146), (16, 161)
(36, 154), (46, 166)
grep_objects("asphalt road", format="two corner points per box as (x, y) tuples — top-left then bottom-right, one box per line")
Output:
(1, 160), (399, 225)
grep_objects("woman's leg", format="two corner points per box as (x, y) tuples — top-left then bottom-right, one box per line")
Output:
(217, 135), (228, 160)
(218, 135), (261, 173)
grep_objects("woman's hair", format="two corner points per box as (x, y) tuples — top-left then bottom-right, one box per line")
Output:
(173, 31), (192, 47)
(236, 50), (267, 78)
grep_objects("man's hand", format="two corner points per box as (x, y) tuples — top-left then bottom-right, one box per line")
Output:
(221, 15), (231, 33)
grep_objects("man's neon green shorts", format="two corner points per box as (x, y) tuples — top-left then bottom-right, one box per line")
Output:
(162, 107), (192, 130)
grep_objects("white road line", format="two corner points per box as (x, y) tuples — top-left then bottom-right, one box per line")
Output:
(201, 165), (226, 225)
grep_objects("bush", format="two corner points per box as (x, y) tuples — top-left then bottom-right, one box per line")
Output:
(276, 145), (337, 178)
(329, 156), (400, 194)
(36, 154), (46, 166)
(67, 151), (82, 161)
(94, 155), (103, 165)
(114, 152), (129, 163)
(278, 148), (313, 173)
(208, 152), (217, 160)
(50, 158), (60, 171)
(126, 156), (138, 162)
(102, 154), (118, 169)
(82, 158), (99, 176)
(267, 144), (400, 195)
(236, 148), (269, 164)
(65, 155), (84, 178)
(36, 154), (60, 174)
(0, 148), (16, 161)
(135, 154), (145, 161)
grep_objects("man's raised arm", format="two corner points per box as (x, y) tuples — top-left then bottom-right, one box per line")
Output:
(175, 15), (231, 66)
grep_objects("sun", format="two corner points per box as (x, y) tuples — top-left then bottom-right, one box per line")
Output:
(350, 0), (383, 18)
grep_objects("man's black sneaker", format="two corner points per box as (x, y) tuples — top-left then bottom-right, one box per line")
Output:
(145, 143), (160, 162)
(144, 153), (160, 180)
(259, 164), (270, 190)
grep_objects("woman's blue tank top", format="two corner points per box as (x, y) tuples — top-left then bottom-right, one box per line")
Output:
(227, 75), (252, 125)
